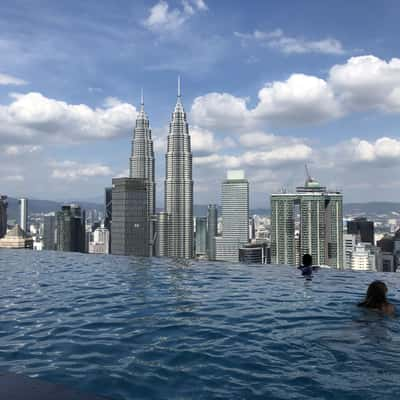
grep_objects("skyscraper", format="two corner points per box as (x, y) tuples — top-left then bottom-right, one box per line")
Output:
(271, 174), (343, 268)
(19, 198), (28, 232)
(0, 195), (8, 239)
(207, 204), (218, 260)
(129, 91), (155, 255)
(56, 205), (86, 252)
(43, 213), (56, 250)
(104, 187), (112, 252)
(215, 170), (249, 262)
(195, 217), (207, 257)
(111, 177), (148, 256)
(164, 77), (193, 259)
(347, 217), (374, 245)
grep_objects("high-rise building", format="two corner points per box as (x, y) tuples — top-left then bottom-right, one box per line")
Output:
(195, 217), (207, 257)
(207, 204), (218, 260)
(19, 198), (28, 232)
(155, 212), (170, 257)
(271, 174), (343, 268)
(104, 187), (112, 252)
(43, 213), (56, 250)
(343, 233), (357, 269)
(350, 242), (377, 271)
(89, 226), (110, 254)
(347, 217), (374, 245)
(56, 205), (86, 252)
(129, 91), (155, 255)
(164, 78), (193, 259)
(111, 177), (148, 256)
(216, 170), (249, 262)
(0, 195), (8, 238)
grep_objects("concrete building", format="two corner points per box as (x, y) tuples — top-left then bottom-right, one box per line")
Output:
(0, 224), (33, 249)
(195, 217), (207, 257)
(271, 174), (343, 268)
(239, 243), (264, 264)
(0, 195), (8, 238)
(129, 91), (156, 255)
(89, 226), (110, 254)
(350, 242), (377, 271)
(43, 213), (56, 250)
(207, 204), (218, 260)
(216, 170), (249, 262)
(164, 77), (193, 259)
(111, 177), (148, 256)
(19, 198), (28, 232)
(56, 205), (86, 253)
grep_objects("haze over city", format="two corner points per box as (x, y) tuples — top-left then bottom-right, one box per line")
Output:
(1, 0), (400, 207)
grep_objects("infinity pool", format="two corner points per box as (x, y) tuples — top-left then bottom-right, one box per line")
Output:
(0, 249), (399, 399)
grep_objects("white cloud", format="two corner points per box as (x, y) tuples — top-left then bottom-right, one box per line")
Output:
(191, 55), (400, 132)
(235, 29), (345, 55)
(0, 72), (28, 86)
(239, 131), (304, 149)
(0, 175), (24, 182)
(143, 0), (207, 34)
(191, 92), (251, 131)
(0, 92), (137, 143)
(3, 145), (42, 156)
(331, 137), (400, 165)
(191, 74), (341, 130)
(50, 161), (113, 181)
(253, 73), (342, 124)
(329, 55), (400, 112)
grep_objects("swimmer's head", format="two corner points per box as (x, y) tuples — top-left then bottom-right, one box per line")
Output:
(302, 254), (312, 267)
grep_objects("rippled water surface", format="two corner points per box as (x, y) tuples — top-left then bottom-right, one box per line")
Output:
(1, 250), (400, 399)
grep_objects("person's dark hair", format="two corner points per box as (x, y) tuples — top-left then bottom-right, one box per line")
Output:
(302, 254), (312, 267)
(358, 281), (388, 309)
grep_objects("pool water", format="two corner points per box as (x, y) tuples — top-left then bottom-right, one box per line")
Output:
(0, 249), (399, 399)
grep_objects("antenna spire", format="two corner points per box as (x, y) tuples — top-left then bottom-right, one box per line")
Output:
(178, 75), (181, 99)
(305, 163), (311, 181)
(140, 88), (144, 106)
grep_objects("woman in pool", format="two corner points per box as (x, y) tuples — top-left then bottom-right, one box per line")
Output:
(358, 281), (396, 315)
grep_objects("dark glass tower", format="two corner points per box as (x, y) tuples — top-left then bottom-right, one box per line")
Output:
(164, 78), (193, 259)
(0, 195), (8, 239)
(43, 214), (56, 250)
(347, 217), (374, 245)
(56, 205), (86, 253)
(207, 204), (218, 260)
(111, 177), (148, 256)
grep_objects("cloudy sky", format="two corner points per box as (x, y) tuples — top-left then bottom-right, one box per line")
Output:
(1, 0), (400, 207)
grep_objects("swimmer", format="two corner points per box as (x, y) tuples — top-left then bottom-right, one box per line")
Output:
(358, 280), (396, 315)
(298, 254), (320, 277)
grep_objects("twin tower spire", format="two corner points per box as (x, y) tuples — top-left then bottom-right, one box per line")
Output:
(129, 77), (193, 259)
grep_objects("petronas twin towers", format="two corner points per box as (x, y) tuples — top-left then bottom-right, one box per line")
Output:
(129, 79), (193, 259)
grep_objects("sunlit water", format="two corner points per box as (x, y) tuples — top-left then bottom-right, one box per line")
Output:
(0, 249), (399, 399)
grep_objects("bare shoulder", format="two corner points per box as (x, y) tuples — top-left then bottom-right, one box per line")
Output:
(383, 303), (396, 315)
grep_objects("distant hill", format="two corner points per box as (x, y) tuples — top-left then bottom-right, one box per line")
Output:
(5, 197), (400, 220)
(343, 202), (400, 216)
(6, 197), (102, 221)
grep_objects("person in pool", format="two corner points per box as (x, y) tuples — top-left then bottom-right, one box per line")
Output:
(358, 280), (396, 315)
(297, 254), (319, 277)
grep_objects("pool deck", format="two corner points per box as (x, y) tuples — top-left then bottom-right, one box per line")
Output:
(0, 371), (109, 400)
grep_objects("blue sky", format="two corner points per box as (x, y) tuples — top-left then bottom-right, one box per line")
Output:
(1, 0), (400, 207)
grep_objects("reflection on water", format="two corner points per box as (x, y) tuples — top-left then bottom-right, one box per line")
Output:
(0, 249), (399, 400)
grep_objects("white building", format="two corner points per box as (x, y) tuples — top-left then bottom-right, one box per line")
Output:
(216, 170), (249, 262)
(351, 243), (377, 271)
(89, 227), (110, 254)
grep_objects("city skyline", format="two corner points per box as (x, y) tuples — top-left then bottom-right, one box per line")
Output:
(1, 1), (400, 207)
